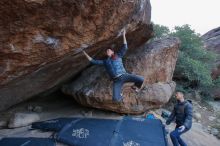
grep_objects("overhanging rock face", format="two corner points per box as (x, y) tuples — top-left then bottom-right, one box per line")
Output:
(0, 0), (153, 111)
(62, 37), (180, 114)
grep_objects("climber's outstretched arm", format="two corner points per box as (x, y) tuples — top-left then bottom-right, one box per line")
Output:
(123, 29), (127, 44)
(117, 29), (128, 57)
(83, 51), (104, 65)
(83, 51), (92, 61)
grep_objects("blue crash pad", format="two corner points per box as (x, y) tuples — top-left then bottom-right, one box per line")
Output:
(0, 138), (55, 146)
(56, 117), (167, 146)
(56, 118), (119, 146)
(111, 117), (167, 146)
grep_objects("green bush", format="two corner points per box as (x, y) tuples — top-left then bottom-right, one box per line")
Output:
(175, 51), (213, 86)
(171, 25), (216, 69)
(214, 77), (220, 86)
(153, 24), (170, 39)
(153, 24), (216, 89)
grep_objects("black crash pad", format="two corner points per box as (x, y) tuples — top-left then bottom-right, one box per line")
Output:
(31, 117), (81, 132)
(0, 138), (55, 146)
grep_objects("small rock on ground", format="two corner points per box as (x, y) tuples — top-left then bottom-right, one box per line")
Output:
(8, 112), (40, 128)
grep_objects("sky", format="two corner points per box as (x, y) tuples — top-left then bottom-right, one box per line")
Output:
(151, 0), (220, 35)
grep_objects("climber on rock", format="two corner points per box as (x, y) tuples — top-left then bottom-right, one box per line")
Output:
(83, 29), (144, 103)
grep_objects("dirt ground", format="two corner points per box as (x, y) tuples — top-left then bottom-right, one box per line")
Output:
(0, 91), (220, 146)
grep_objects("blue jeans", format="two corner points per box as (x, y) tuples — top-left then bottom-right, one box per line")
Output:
(170, 127), (189, 146)
(112, 73), (144, 102)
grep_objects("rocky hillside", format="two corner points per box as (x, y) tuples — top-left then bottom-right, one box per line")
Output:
(202, 27), (220, 99)
(0, 0), (153, 111)
(202, 27), (220, 53)
(202, 27), (220, 79)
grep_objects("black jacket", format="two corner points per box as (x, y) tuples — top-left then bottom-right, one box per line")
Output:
(166, 100), (193, 129)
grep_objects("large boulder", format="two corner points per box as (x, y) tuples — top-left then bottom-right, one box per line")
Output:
(202, 27), (220, 54)
(62, 37), (180, 114)
(8, 112), (40, 128)
(202, 27), (220, 79)
(0, 0), (153, 111)
(202, 27), (220, 99)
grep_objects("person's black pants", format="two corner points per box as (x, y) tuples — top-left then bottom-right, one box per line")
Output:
(112, 73), (144, 102)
